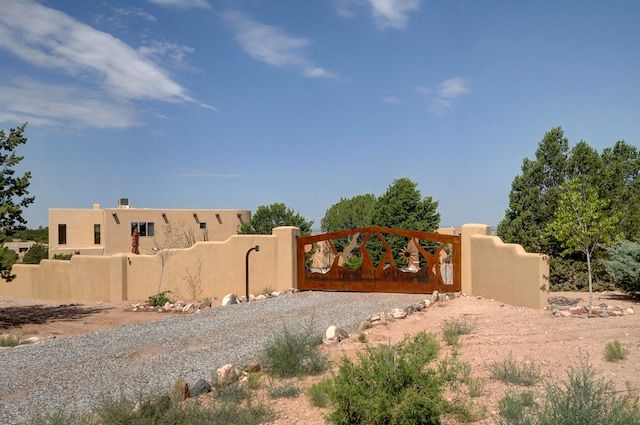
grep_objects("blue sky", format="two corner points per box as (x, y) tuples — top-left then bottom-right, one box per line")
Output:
(1, 0), (638, 230)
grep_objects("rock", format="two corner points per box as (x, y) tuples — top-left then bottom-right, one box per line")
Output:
(625, 307), (635, 315)
(163, 301), (171, 310)
(369, 312), (387, 326)
(422, 299), (432, 309)
(222, 294), (237, 306)
(557, 311), (572, 317)
(190, 379), (212, 397)
(172, 379), (190, 401)
(599, 312), (609, 318)
(358, 320), (373, 332)
(182, 303), (194, 313)
(237, 295), (247, 303)
(326, 326), (337, 340)
(390, 308), (407, 319)
(336, 328), (349, 341)
(431, 291), (439, 304)
(241, 361), (261, 373)
(255, 294), (267, 300)
(217, 364), (237, 385)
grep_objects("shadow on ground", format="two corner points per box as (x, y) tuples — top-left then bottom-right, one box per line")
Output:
(0, 304), (112, 329)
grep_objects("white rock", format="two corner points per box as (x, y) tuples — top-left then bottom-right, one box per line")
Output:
(222, 293), (237, 306)
(390, 308), (407, 319)
(326, 325), (337, 340)
(625, 307), (635, 315)
(182, 303), (194, 313)
(217, 364), (237, 385)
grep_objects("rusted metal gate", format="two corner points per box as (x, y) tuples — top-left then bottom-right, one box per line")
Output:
(297, 226), (461, 294)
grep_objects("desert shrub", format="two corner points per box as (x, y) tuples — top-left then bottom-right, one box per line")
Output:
(342, 256), (363, 270)
(488, 354), (541, 386)
(443, 317), (476, 335)
(326, 331), (447, 425)
(466, 377), (485, 398)
(28, 408), (85, 425)
(307, 379), (333, 408)
(267, 381), (300, 399)
(443, 328), (460, 346)
(0, 334), (31, 347)
(357, 332), (368, 343)
(496, 357), (640, 425)
(604, 240), (640, 296)
(604, 340), (629, 362)
(52, 253), (73, 260)
(22, 243), (48, 264)
(260, 325), (326, 378)
(148, 290), (172, 307)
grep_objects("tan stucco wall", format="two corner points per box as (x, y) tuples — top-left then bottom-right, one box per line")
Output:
(48, 206), (250, 258)
(1, 227), (298, 302)
(461, 224), (549, 309)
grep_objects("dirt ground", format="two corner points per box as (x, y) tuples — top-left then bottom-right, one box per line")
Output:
(1, 292), (639, 424)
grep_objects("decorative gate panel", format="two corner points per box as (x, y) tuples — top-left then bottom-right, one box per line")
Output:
(297, 227), (460, 294)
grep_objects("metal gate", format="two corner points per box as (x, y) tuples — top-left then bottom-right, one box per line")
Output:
(296, 227), (460, 294)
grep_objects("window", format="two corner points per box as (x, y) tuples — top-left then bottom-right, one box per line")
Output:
(58, 224), (67, 244)
(94, 224), (101, 244)
(199, 223), (207, 229)
(131, 222), (155, 237)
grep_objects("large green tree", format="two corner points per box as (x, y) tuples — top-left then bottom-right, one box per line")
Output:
(0, 123), (35, 281)
(498, 127), (639, 291)
(320, 194), (376, 233)
(367, 178), (441, 265)
(546, 177), (618, 310)
(239, 203), (313, 236)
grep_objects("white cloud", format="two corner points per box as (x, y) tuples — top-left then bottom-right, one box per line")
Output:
(0, 0), (212, 125)
(416, 77), (470, 115)
(138, 40), (196, 69)
(0, 78), (141, 128)
(332, 0), (358, 18)
(382, 96), (401, 104)
(438, 77), (470, 99)
(369, 0), (422, 30)
(223, 11), (337, 79)
(147, 0), (211, 9)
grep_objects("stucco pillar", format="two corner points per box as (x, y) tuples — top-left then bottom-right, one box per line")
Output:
(460, 224), (491, 295)
(110, 254), (128, 301)
(272, 226), (300, 290)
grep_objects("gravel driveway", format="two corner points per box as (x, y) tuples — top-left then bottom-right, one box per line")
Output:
(0, 291), (429, 424)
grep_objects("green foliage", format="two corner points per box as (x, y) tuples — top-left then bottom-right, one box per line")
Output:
(443, 317), (475, 336)
(0, 123), (35, 282)
(321, 194), (376, 232)
(605, 240), (640, 295)
(496, 357), (640, 425)
(239, 202), (313, 236)
(259, 325), (327, 378)
(497, 128), (640, 291)
(488, 354), (541, 386)
(341, 256), (362, 270)
(0, 247), (18, 281)
(12, 226), (48, 243)
(0, 334), (31, 347)
(148, 290), (172, 307)
(367, 178), (441, 265)
(307, 379), (333, 408)
(443, 329), (460, 346)
(326, 331), (447, 425)
(52, 253), (73, 260)
(604, 340), (629, 362)
(22, 243), (49, 264)
(357, 332), (368, 343)
(466, 377), (485, 398)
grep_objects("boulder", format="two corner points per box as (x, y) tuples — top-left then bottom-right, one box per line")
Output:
(190, 379), (212, 397)
(222, 294), (237, 306)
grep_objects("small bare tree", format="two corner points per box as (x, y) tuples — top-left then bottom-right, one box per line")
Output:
(183, 259), (203, 300)
(152, 221), (185, 295)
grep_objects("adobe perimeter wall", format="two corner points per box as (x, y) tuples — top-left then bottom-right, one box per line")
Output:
(460, 224), (549, 309)
(0, 227), (300, 302)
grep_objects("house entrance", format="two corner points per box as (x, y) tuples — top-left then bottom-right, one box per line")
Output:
(296, 227), (461, 294)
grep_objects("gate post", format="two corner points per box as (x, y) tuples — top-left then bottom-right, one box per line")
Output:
(461, 224), (491, 295)
(273, 226), (301, 290)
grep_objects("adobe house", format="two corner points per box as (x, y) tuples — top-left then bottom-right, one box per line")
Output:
(48, 198), (251, 258)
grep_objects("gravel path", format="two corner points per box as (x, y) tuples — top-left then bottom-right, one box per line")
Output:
(0, 291), (429, 424)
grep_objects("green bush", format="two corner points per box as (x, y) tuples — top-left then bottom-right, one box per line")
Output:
(604, 340), (629, 362)
(307, 379), (333, 408)
(496, 357), (640, 425)
(443, 317), (476, 336)
(342, 256), (363, 270)
(488, 354), (541, 386)
(0, 334), (31, 347)
(52, 253), (73, 260)
(267, 381), (300, 399)
(22, 243), (49, 264)
(260, 325), (327, 378)
(148, 290), (172, 307)
(326, 331), (447, 425)
(604, 240), (640, 296)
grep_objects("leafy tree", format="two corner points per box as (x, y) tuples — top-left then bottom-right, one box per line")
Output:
(0, 123), (35, 281)
(604, 240), (640, 296)
(22, 243), (49, 264)
(239, 203), (313, 236)
(367, 178), (441, 265)
(13, 226), (48, 243)
(321, 194), (376, 233)
(545, 177), (618, 310)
